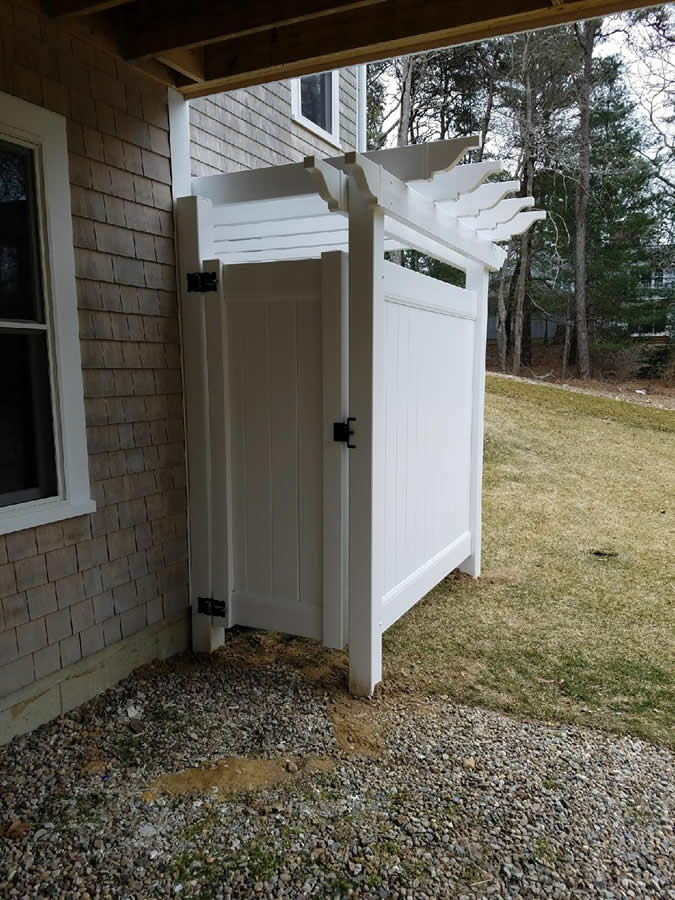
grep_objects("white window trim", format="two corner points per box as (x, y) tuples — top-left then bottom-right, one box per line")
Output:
(0, 90), (95, 535)
(290, 71), (341, 149)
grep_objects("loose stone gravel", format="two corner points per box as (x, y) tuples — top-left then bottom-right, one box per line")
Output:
(0, 652), (673, 899)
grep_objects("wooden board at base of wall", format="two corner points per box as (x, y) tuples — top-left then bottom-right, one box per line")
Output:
(0, 611), (190, 746)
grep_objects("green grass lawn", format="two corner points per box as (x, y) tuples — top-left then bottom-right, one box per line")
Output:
(383, 375), (675, 746)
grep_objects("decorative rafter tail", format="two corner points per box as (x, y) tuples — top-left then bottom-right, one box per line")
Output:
(343, 151), (380, 207)
(303, 156), (347, 212)
(470, 196), (535, 230)
(479, 209), (546, 242)
(443, 180), (521, 217)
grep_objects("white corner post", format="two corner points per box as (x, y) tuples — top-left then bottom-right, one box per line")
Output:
(175, 196), (224, 652)
(168, 87), (191, 201)
(347, 182), (385, 696)
(460, 261), (490, 578)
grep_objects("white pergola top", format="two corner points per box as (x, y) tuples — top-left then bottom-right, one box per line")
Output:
(191, 136), (545, 272)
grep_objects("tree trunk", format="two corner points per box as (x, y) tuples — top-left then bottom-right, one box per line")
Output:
(496, 253), (510, 372)
(522, 289), (532, 367)
(561, 294), (574, 380)
(512, 39), (534, 377)
(390, 57), (415, 266)
(397, 56), (414, 147)
(476, 51), (498, 162)
(574, 20), (598, 380)
(512, 229), (528, 375)
(512, 157), (535, 376)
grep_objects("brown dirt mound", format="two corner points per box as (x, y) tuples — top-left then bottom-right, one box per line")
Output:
(143, 755), (334, 802)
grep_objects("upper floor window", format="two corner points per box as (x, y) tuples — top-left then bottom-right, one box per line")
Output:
(0, 90), (94, 535)
(291, 71), (340, 147)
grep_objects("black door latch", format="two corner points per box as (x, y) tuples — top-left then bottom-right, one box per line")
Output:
(333, 417), (356, 449)
(186, 271), (217, 293)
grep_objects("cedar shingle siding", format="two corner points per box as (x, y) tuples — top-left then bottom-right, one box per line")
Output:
(0, 0), (187, 696)
(0, 0), (359, 704)
(190, 71), (358, 176)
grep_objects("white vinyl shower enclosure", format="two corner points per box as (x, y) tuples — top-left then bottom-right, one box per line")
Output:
(176, 136), (544, 695)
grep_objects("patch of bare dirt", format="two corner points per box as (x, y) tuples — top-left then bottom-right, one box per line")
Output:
(143, 755), (335, 802)
(214, 630), (349, 692)
(481, 566), (523, 585)
(329, 697), (386, 758)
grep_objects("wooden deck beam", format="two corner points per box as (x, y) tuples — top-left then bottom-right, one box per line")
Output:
(178, 0), (651, 97)
(124, 0), (385, 60)
(48, 0), (132, 19)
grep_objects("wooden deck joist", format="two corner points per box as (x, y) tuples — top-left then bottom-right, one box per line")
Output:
(41, 0), (655, 96)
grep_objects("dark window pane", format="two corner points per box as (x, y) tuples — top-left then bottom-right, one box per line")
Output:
(0, 139), (43, 321)
(300, 73), (333, 132)
(0, 331), (57, 507)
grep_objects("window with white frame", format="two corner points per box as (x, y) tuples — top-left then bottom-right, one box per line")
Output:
(290, 71), (341, 146)
(0, 90), (94, 535)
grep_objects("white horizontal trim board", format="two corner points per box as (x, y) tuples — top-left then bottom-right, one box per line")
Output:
(218, 240), (401, 265)
(192, 161), (321, 205)
(382, 260), (476, 319)
(218, 230), (350, 254)
(213, 213), (345, 241)
(381, 531), (471, 632)
(210, 196), (333, 230)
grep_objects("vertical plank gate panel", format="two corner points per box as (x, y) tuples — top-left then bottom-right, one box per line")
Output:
(220, 260), (340, 641)
(321, 252), (349, 649)
(241, 301), (273, 597)
(297, 291), (324, 621)
(268, 300), (300, 605)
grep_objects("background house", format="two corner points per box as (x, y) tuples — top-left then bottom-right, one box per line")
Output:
(0, 0), (361, 743)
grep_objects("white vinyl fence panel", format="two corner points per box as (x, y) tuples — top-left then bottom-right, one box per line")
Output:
(378, 262), (476, 632)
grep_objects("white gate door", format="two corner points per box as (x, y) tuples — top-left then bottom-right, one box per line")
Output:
(198, 252), (348, 649)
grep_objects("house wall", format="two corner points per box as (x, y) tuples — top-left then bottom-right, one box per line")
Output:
(0, 0), (190, 738)
(189, 70), (358, 176)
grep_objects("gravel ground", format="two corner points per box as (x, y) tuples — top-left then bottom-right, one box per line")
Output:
(0, 651), (673, 899)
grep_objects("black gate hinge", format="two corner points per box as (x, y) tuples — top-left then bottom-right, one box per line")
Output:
(186, 271), (217, 293)
(197, 596), (227, 618)
(333, 417), (356, 449)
